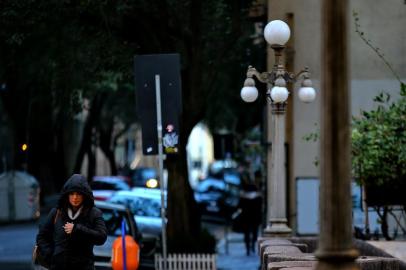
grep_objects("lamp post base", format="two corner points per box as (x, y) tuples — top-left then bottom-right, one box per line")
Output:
(263, 218), (292, 237)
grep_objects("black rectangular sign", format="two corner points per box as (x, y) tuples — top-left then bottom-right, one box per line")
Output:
(134, 54), (182, 155)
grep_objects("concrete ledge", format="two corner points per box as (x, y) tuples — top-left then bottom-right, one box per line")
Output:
(268, 253), (316, 263)
(355, 239), (406, 270)
(262, 246), (302, 270)
(260, 237), (405, 270)
(288, 237), (318, 253)
(258, 237), (292, 250)
(267, 254), (399, 270)
(259, 239), (308, 255)
(268, 261), (316, 270)
(281, 267), (313, 270)
(357, 256), (400, 270)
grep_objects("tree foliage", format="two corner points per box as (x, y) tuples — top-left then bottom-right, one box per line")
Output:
(351, 83), (406, 187)
(0, 0), (262, 251)
(351, 84), (406, 240)
(0, 0), (135, 191)
(350, 13), (406, 240)
(352, 12), (406, 189)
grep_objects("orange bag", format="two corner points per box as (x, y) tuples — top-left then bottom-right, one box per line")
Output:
(111, 235), (140, 270)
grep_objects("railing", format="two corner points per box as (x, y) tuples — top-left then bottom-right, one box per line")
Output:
(155, 253), (217, 270)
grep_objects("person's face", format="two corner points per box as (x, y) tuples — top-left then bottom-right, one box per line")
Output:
(69, 192), (84, 208)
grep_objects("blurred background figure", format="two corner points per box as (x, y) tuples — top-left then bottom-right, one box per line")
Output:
(238, 164), (262, 256)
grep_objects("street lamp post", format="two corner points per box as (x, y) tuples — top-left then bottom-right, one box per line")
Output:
(240, 20), (316, 236)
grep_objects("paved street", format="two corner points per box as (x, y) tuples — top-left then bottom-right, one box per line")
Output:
(0, 222), (38, 270)
(1, 220), (405, 270)
(0, 220), (260, 270)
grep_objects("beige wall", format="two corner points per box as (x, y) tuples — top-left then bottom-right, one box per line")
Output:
(267, 0), (406, 230)
(350, 1), (406, 79)
(268, 0), (406, 178)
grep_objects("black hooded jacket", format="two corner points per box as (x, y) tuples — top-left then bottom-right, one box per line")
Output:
(36, 174), (107, 269)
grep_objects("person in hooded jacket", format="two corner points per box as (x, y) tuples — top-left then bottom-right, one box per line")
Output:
(36, 174), (107, 270)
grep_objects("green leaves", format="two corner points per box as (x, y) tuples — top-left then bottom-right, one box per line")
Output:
(352, 87), (406, 187)
(401, 82), (406, 96)
(302, 123), (320, 143)
(373, 92), (390, 103)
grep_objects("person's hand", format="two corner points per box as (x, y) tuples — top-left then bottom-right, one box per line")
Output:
(63, 222), (74, 234)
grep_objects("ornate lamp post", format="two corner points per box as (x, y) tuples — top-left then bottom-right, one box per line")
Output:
(241, 20), (316, 236)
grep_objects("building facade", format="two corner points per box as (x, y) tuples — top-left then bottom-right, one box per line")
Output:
(266, 0), (406, 232)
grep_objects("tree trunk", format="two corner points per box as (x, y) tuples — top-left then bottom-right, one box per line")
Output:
(86, 138), (96, 181)
(52, 121), (68, 191)
(74, 93), (105, 175)
(99, 122), (117, 176)
(166, 145), (201, 252)
(165, 113), (202, 250)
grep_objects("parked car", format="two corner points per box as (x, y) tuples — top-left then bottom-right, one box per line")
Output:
(194, 177), (240, 218)
(94, 200), (158, 270)
(108, 188), (166, 238)
(222, 168), (242, 186)
(91, 176), (131, 201)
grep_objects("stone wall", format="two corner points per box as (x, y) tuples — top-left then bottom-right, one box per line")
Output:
(258, 237), (405, 270)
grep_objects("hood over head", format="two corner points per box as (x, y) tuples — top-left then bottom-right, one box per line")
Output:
(57, 174), (94, 209)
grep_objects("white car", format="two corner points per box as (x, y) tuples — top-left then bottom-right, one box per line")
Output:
(108, 188), (166, 238)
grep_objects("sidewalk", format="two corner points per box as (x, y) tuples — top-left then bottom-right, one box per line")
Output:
(368, 240), (406, 263)
(216, 231), (260, 270)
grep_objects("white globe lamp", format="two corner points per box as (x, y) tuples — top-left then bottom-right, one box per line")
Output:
(270, 86), (289, 103)
(241, 77), (258, 102)
(264, 20), (291, 46)
(298, 87), (316, 103)
(241, 86), (258, 102)
(298, 78), (316, 103)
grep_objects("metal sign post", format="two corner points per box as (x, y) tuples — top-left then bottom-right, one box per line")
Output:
(134, 54), (182, 270)
(155, 75), (167, 270)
